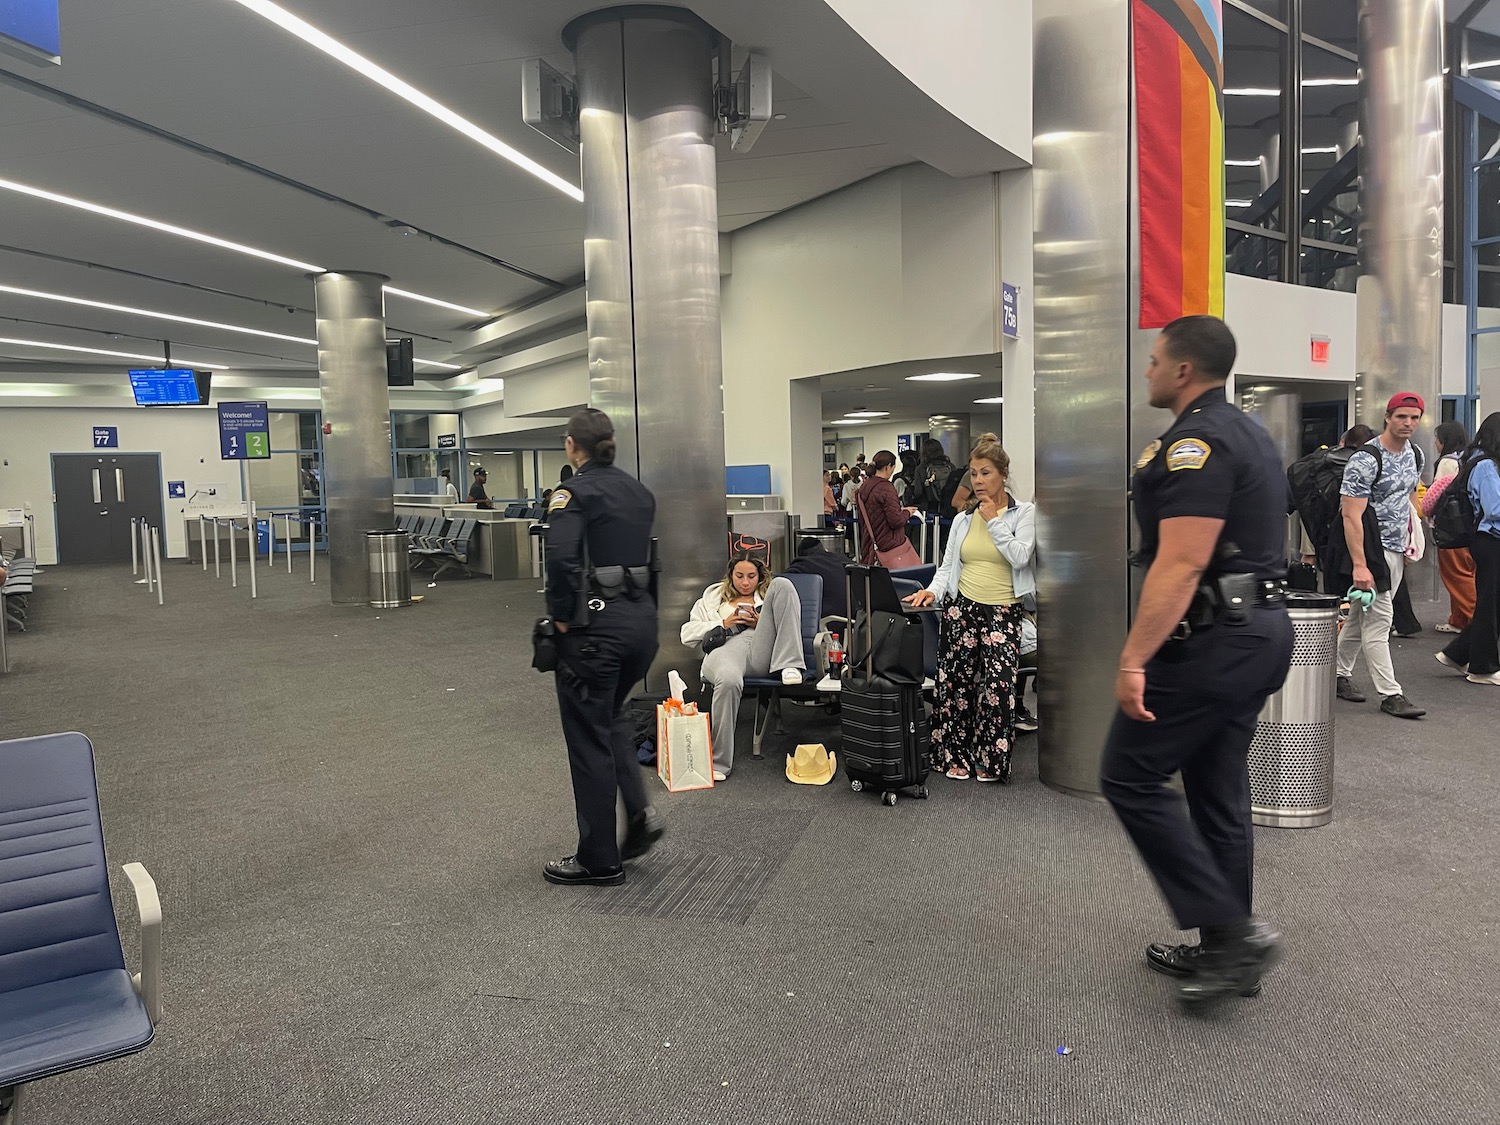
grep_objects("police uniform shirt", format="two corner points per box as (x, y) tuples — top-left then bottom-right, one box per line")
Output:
(1132, 388), (1287, 578)
(544, 461), (656, 621)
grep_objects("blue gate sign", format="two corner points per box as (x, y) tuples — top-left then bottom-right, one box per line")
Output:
(167, 481), (186, 499)
(218, 401), (271, 460)
(896, 434), (912, 453)
(1001, 282), (1019, 340)
(0, 0), (61, 64)
(92, 426), (118, 448)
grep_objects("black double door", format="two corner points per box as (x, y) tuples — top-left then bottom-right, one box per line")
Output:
(52, 454), (165, 564)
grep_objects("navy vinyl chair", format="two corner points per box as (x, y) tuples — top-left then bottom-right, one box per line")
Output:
(742, 572), (827, 758)
(0, 733), (160, 1125)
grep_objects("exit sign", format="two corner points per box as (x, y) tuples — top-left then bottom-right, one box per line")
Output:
(1310, 336), (1330, 365)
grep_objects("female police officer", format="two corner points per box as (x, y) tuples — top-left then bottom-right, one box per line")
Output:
(541, 408), (663, 886)
(1099, 316), (1294, 1011)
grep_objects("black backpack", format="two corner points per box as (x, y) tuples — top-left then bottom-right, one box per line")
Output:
(937, 464), (967, 513)
(1430, 456), (1490, 550)
(918, 458), (956, 514)
(1289, 442), (1422, 556)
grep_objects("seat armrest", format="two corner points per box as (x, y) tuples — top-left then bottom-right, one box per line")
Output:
(122, 862), (161, 1025)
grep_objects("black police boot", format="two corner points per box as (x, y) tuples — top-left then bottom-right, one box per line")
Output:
(1176, 919), (1282, 1013)
(542, 855), (625, 886)
(622, 806), (665, 862)
(1146, 941), (1262, 997)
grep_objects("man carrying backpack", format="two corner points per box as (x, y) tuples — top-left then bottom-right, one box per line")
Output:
(1288, 424), (1375, 592)
(1330, 393), (1428, 719)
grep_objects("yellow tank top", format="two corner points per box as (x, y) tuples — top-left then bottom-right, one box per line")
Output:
(957, 513), (1016, 605)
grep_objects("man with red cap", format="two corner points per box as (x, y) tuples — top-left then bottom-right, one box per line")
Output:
(1333, 392), (1428, 718)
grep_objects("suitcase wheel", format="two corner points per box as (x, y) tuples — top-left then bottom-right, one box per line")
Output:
(882, 791), (897, 807)
(850, 779), (864, 793)
(918, 785), (929, 799)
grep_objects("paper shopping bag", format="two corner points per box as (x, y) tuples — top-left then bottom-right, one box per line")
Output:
(656, 700), (715, 792)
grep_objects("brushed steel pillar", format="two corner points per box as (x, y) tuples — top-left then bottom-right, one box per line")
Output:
(568, 8), (726, 686)
(1356, 0), (1444, 447)
(312, 271), (393, 605)
(927, 415), (972, 465)
(1033, 0), (1133, 797)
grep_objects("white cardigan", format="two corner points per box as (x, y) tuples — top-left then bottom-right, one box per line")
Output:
(681, 582), (762, 648)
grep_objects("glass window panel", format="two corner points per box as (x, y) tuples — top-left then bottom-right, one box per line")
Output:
(1479, 242), (1500, 309)
(1300, 45), (1359, 251)
(1227, 228), (1284, 281)
(1466, 28), (1500, 79)
(1229, 0), (1285, 24)
(392, 412), (431, 450)
(1479, 165), (1500, 241)
(1301, 0), (1358, 54)
(1224, 7), (1286, 230)
(1300, 246), (1357, 292)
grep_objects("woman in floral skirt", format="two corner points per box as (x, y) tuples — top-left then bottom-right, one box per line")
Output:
(904, 434), (1036, 782)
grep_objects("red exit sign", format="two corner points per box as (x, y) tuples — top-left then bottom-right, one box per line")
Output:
(1311, 336), (1331, 365)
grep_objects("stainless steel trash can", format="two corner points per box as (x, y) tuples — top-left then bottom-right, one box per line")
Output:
(1248, 591), (1339, 828)
(366, 529), (412, 608)
(798, 528), (844, 553)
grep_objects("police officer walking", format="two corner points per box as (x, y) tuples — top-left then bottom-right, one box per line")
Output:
(541, 408), (664, 886)
(1100, 316), (1295, 1011)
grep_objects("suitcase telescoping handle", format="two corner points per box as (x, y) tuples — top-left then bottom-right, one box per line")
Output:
(842, 563), (879, 681)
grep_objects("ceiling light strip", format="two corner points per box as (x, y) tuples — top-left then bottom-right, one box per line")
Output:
(228, 0), (584, 203)
(0, 178), (490, 321)
(0, 283), (316, 345)
(0, 335), (229, 368)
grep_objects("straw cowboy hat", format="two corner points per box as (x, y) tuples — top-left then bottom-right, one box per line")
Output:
(785, 743), (837, 786)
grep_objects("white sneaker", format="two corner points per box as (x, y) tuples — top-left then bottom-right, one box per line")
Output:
(1434, 623), (1462, 633)
(780, 668), (804, 686)
(1435, 652), (1468, 674)
(1466, 671), (1500, 686)
(712, 769), (728, 782)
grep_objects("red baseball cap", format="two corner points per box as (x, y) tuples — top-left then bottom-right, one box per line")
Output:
(1386, 392), (1425, 414)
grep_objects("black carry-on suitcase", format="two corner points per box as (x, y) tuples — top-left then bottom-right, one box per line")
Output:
(840, 564), (930, 807)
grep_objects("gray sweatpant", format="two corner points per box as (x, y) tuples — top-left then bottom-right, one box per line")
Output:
(700, 576), (806, 775)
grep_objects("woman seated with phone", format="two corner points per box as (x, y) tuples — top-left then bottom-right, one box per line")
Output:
(681, 554), (807, 781)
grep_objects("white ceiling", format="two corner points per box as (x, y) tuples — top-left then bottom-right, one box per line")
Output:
(0, 0), (912, 385)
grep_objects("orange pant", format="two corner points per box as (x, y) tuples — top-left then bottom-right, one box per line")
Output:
(1438, 546), (1477, 628)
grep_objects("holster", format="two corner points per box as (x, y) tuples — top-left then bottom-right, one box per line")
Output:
(531, 617), (559, 672)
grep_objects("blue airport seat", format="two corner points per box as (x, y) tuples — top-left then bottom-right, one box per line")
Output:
(0, 733), (160, 1119)
(743, 572), (825, 758)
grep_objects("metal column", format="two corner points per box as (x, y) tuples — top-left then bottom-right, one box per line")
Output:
(567, 7), (727, 687)
(1032, 0), (1134, 797)
(927, 415), (972, 466)
(1355, 0), (1444, 441)
(312, 271), (394, 605)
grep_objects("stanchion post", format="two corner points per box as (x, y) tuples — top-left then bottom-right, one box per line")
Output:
(131, 517), (139, 576)
(151, 526), (164, 606)
(213, 519), (222, 578)
(287, 514), (294, 574)
(249, 504), (258, 600)
(309, 517), (317, 584)
(200, 516), (208, 571)
(141, 521), (154, 593)
(229, 518), (238, 588)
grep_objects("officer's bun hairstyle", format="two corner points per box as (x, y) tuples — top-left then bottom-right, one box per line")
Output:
(870, 449), (897, 472)
(1160, 314), (1237, 383)
(567, 408), (616, 466)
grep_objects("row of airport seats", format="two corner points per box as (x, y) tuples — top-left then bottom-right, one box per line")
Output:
(2, 543), (38, 633)
(394, 515), (477, 580)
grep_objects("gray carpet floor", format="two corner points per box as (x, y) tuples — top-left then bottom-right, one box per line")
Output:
(2, 557), (1496, 1124)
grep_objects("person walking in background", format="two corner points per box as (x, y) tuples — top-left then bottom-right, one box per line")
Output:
(1420, 421), (1478, 634)
(1331, 393), (1427, 718)
(903, 434), (1035, 783)
(1097, 315), (1293, 1011)
(823, 471), (838, 522)
(468, 467), (495, 510)
(439, 468), (459, 503)
(1436, 413), (1500, 686)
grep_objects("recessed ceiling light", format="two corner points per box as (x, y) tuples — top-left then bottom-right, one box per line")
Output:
(906, 372), (980, 382)
(1301, 146), (1339, 154)
(773, 113), (788, 120)
(0, 283), (317, 345)
(843, 410), (890, 418)
(1224, 159), (1261, 167)
(973, 397), (1005, 405)
(0, 335), (229, 369)
(228, 0), (583, 202)
(0, 177), (490, 319)
(1224, 88), (1279, 97)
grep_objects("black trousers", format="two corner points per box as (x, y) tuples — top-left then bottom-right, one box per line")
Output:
(1442, 531), (1500, 677)
(554, 598), (659, 870)
(1100, 607), (1294, 930)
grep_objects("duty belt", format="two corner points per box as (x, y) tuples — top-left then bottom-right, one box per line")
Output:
(1172, 576), (1287, 641)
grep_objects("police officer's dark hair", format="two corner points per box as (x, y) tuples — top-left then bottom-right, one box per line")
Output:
(1341, 424), (1377, 449)
(1434, 421), (1469, 457)
(1471, 411), (1500, 460)
(566, 408), (617, 466)
(1159, 315), (1237, 383)
(870, 449), (897, 472)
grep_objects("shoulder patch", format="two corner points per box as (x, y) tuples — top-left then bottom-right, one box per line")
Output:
(548, 489), (572, 512)
(1134, 439), (1162, 471)
(1165, 438), (1211, 472)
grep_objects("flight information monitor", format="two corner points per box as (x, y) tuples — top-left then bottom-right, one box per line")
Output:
(129, 368), (205, 406)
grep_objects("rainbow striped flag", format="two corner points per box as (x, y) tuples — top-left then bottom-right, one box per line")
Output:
(1134, 0), (1225, 328)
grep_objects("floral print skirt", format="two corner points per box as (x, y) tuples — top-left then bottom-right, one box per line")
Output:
(931, 594), (1025, 781)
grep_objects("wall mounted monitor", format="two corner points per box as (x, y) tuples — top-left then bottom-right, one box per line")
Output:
(386, 338), (414, 387)
(129, 368), (210, 406)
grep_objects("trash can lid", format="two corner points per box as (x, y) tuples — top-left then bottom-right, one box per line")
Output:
(1283, 590), (1340, 609)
